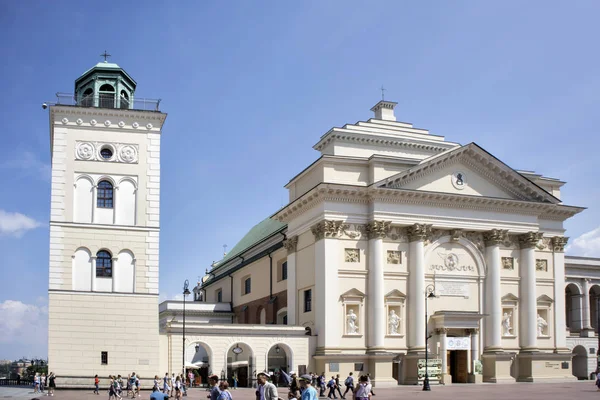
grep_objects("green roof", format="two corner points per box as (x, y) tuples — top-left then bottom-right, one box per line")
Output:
(76, 61), (137, 86)
(212, 217), (286, 269)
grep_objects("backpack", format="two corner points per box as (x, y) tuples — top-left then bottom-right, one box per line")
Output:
(327, 380), (334, 388)
(344, 377), (352, 386)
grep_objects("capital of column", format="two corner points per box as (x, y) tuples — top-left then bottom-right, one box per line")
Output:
(466, 328), (479, 335)
(310, 220), (343, 241)
(483, 229), (508, 247)
(551, 236), (569, 253)
(283, 236), (299, 254)
(407, 223), (433, 242)
(435, 328), (449, 335)
(366, 220), (392, 239)
(518, 231), (544, 249)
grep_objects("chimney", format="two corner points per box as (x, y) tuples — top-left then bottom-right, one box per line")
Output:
(370, 100), (398, 121)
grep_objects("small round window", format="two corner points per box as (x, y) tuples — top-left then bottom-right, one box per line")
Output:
(100, 147), (113, 159)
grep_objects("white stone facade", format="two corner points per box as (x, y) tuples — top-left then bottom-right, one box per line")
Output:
(47, 99), (167, 387)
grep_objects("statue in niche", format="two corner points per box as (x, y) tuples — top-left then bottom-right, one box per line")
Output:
(388, 310), (400, 334)
(502, 311), (513, 336)
(346, 309), (358, 334)
(456, 173), (464, 186)
(537, 314), (548, 336)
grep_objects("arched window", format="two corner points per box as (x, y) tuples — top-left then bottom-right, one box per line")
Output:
(96, 250), (112, 277)
(81, 88), (94, 107)
(97, 180), (114, 208)
(99, 84), (115, 108)
(119, 90), (130, 109)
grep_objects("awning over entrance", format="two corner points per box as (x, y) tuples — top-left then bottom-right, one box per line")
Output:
(430, 311), (484, 330)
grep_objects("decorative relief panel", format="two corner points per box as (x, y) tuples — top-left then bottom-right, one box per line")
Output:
(344, 248), (360, 263)
(387, 250), (401, 264)
(502, 257), (514, 270)
(536, 259), (548, 272)
(75, 141), (139, 163)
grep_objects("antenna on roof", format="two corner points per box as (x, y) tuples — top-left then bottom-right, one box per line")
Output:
(223, 244), (228, 256)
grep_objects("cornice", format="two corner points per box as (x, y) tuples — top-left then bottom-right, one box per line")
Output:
(50, 106), (167, 132)
(273, 183), (584, 224)
(313, 129), (452, 153)
(382, 145), (558, 204)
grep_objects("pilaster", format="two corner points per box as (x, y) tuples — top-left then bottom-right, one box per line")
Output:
(551, 237), (569, 350)
(283, 236), (298, 325)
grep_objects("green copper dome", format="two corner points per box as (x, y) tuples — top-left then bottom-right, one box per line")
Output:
(74, 61), (137, 109)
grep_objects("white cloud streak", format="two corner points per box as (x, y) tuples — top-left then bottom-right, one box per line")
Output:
(566, 226), (600, 258)
(0, 209), (42, 238)
(0, 300), (48, 356)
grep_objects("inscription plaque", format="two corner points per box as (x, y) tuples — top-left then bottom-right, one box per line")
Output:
(436, 281), (470, 298)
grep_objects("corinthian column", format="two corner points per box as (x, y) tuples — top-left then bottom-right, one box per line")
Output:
(312, 220), (343, 349)
(518, 232), (543, 351)
(483, 229), (507, 352)
(551, 237), (569, 350)
(367, 221), (391, 350)
(283, 236), (299, 325)
(582, 278), (594, 336)
(407, 223), (432, 351)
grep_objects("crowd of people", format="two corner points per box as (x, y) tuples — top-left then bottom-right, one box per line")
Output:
(32, 372), (56, 396)
(198, 371), (374, 400)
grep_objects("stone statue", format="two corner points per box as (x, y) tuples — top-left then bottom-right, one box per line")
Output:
(537, 314), (548, 336)
(502, 311), (512, 336)
(346, 309), (358, 334)
(388, 310), (400, 334)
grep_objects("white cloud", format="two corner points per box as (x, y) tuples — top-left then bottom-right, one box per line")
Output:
(0, 300), (48, 350)
(566, 226), (600, 257)
(159, 293), (184, 302)
(0, 209), (42, 238)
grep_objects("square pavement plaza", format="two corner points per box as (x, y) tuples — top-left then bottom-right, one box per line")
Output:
(2, 383), (600, 400)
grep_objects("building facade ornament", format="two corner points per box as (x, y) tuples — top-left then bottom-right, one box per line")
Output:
(450, 229), (464, 242)
(464, 231), (485, 252)
(551, 236), (569, 253)
(483, 229), (509, 246)
(75, 141), (139, 164)
(407, 223), (433, 242)
(366, 220), (392, 239)
(435, 328), (450, 335)
(340, 224), (366, 240)
(518, 232), (544, 248)
(282, 236), (298, 254)
(311, 220), (344, 241)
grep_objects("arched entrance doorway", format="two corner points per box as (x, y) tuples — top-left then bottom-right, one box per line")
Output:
(267, 343), (292, 387)
(226, 342), (254, 388)
(186, 341), (212, 387)
(572, 345), (588, 379)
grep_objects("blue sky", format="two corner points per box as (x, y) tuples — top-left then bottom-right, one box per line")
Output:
(1, 1), (600, 360)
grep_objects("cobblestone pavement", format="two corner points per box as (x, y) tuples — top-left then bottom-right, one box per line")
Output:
(2, 382), (600, 400)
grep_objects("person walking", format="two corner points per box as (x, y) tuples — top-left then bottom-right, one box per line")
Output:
(353, 376), (371, 400)
(174, 376), (182, 400)
(326, 376), (337, 399)
(94, 375), (100, 395)
(366, 374), (374, 396)
(40, 373), (46, 393)
(334, 375), (344, 399)
(34, 373), (40, 393)
(163, 373), (171, 394)
(342, 372), (354, 398)
(232, 373), (238, 390)
(206, 375), (221, 400)
(217, 381), (233, 400)
(256, 372), (278, 400)
(318, 373), (326, 397)
(188, 371), (194, 389)
(298, 375), (317, 400)
(153, 376), (160, 392)
(47, 372), (56, 397)
(290, 372), (299, 394)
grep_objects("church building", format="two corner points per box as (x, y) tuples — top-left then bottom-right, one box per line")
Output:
(46, 60), (599, 387)
(198, 100), (584, 385)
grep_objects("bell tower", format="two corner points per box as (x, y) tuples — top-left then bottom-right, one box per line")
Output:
(47, 57), (167, 387)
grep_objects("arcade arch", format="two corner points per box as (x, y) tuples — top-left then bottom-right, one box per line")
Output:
(225, 342), (254, 388)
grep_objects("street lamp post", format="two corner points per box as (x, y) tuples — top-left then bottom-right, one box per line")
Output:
(183, 279), (191, 377)
(423, 284), (436, 392)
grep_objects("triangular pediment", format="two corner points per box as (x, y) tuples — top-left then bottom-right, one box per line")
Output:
(376, 143), (559, 204)
(385, 289), (406, 299)
(501, 293), (519, 302)
(537, 294), (554, 305)
(340, 288), (366, 300)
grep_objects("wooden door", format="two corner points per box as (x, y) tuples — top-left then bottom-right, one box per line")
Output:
(456, 351), (468, 383)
